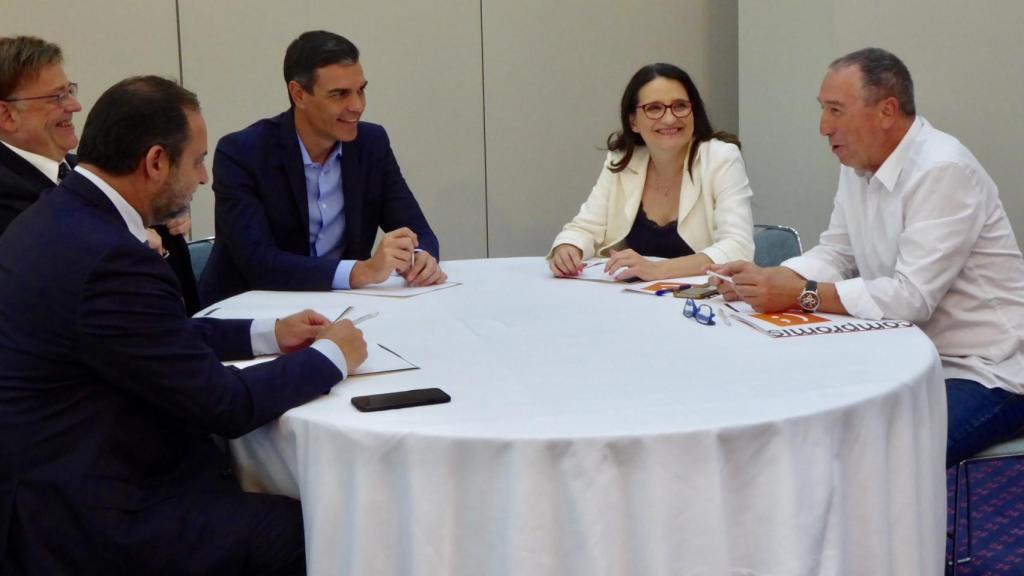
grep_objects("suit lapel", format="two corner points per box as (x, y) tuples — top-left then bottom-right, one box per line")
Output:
(677, 142), (702, 222)
(60, 172), (128, 224)
(278, 111), (310, 234)
(0, 142), (57, 195)
(340, 138), (363, 257)
(621, 149), (647, 223)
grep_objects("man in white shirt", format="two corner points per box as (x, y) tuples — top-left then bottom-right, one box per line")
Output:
(709, 47), (1024, 467)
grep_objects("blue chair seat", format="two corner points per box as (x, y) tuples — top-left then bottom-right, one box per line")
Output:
(753, 224), (802, 267)
(187, 237), (214, 280)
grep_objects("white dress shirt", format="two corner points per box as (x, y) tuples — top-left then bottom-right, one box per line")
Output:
(783, 117), (1024, 392)
(74, 166), (348, 375)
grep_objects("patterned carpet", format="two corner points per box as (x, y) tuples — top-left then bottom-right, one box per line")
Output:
(947, 456), (1024, 575)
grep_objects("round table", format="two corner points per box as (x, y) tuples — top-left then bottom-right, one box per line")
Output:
(220, 257), (947, 576)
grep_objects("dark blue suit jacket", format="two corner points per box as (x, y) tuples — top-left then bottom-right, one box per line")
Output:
(199, 110), (439, 306)
(0, 148), (201, 314)
(0, 142), (74, 237)
(0, 173), (342, 574)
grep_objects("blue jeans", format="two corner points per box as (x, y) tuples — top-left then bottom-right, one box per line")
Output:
(946, 378), (1024, 468)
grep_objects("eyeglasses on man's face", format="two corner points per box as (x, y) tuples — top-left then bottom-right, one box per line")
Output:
(635, 99), (692, 121)
(2, 83), (79, 108)
(682, 298), (716, 326)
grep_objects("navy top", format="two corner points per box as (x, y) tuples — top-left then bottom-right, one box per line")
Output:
(623, 202), (695, 258)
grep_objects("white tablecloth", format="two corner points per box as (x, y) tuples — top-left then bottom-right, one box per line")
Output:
(217, 257), (947, 576)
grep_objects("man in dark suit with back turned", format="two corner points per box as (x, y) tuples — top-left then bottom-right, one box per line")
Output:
(0, 35), (203, 314)
(0, 75), (368, 575)
(199, 30), (446, 307)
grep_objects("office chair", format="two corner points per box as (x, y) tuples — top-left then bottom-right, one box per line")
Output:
(187, 236), (215, 280)
(949, 435), (1024, 574)
(753, 224), (802, 267)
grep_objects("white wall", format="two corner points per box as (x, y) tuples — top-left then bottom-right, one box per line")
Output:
(1, 1), (180, 132)
(739, 0), (1024, 248)
(2, 0), (738, 260)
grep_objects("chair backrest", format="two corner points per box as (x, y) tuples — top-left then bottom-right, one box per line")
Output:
(753, 224), (802, 267)
(187, 237), (215, 280)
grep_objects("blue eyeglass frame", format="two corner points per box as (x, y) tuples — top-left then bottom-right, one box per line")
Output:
(682, 298), (716, 326)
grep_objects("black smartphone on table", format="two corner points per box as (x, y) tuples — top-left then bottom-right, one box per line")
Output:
(351, 388), (451, 412)
(672, 283), (719, 299)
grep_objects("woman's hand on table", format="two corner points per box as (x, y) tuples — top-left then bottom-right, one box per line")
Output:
(605, 249), (663, 281)
(549, 244), (584, 277)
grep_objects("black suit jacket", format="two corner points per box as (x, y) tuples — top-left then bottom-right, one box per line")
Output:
(0, 173), (342, 574)
(0, 146), (200, 314)
(0, 142), (71, 236)
(199, 110), (439, 306)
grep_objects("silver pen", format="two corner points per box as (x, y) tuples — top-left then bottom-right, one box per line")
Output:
(351, 311), (379, 326)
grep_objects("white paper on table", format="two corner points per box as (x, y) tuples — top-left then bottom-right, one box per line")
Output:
(223, 342), (418, 376)
(339, 274), (460, 298)
(562, 257), (668, 284)
(567, 259), (624, 283)
(622, 275), (711, 296)
(198, 306), (361, 320)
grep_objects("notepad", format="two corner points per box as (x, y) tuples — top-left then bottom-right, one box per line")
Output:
(723, 301), (914, 338)
(223, 341), (418, 377)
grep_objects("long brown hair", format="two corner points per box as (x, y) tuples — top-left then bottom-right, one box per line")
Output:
(607, 63), (739, 177)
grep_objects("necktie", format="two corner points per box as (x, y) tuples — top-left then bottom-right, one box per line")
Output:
(57, 162), (71, 182)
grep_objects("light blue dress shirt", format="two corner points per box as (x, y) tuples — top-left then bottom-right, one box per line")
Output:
(298, 135), (356, 289)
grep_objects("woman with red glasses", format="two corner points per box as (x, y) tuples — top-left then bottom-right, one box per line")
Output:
(548, 63), (754, 281)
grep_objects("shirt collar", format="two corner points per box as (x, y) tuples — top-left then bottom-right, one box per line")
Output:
(0, 140), (63, 184)
(75, 166), (149, 243)
(866, 116), (925, 192)
(296, 132), (343, 167)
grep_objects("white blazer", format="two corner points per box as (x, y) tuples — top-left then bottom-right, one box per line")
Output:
(550, 139), (754, 263)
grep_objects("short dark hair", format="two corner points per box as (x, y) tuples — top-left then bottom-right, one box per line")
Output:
(0, 36), (63, 100)
(607, 63), (739, 176)
(283, 30), (359, 103)
(77, 76), (200, 176)
(830, 47), (916, 116)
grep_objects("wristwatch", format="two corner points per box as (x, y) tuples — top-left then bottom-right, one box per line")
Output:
(798, 280), (820, 313)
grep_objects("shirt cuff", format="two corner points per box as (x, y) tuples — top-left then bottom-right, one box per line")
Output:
(332, 260), (358, 290)
(834, 277), (885, 320)
(782, 255), (849, 283)
(310, 338), (349, 380)
(250, 318), (281, 356)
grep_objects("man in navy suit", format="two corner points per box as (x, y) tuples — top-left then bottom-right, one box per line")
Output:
(200, 30), (445, 306)
(0, 35), (202, 314)
(0, 75), (368, 575)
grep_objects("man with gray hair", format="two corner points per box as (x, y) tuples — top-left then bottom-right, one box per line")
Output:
(0, 74), (367, 574)
(0, 35), (203, 313)
(709, 47), (1024, 467)
(0, 35), (79, 234)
